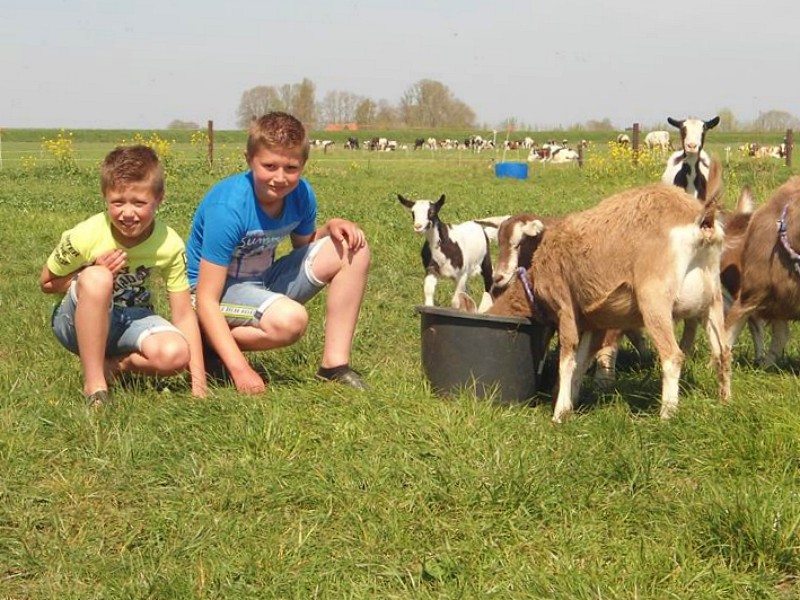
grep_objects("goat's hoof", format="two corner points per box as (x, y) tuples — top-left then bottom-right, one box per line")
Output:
(593, 368), (616, 389)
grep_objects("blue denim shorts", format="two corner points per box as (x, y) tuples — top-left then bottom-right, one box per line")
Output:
(51, 279), (182, 356)
(211, 237), (329, 327)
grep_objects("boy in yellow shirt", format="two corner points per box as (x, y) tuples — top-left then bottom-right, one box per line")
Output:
(41, 145), (206, 404)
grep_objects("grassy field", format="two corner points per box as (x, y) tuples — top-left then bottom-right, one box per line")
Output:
(1, 133), (800, 598)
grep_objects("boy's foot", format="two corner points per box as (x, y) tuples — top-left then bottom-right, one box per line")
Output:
(85, 389), (110, 407)
(316, 365), (369, 391)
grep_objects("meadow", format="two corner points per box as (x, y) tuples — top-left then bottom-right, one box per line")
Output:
(1, 128), (799, 598)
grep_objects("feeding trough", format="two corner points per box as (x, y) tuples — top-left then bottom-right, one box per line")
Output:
(416, 305), (550, 405)
(494, 161), (529, 180)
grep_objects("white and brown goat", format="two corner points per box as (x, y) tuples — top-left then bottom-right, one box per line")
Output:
(487, 184), (732, 422)
(397, 194), (502, 309)
(725, 177), (800, 365)
(662, 116), (720, 200)
(489, 213), (650, 385)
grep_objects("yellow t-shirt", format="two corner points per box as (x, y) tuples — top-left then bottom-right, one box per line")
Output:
(46, 212), (189, 308)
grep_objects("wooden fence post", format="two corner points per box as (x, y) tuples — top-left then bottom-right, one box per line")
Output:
(786, 129), (794, 169)
(577, 142), (584, 167)
(632, 123), (640, 165)
(207, 120), (214, 169)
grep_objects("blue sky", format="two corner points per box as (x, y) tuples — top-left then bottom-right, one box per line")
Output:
(3, 0), (798, 130)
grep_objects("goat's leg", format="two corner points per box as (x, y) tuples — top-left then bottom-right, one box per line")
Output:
(572, 330), (605, 404)
(594, 329), (622, 387)
(624, 328), (651, 362)
(450, 273), (470, 309)
(762, 319), (790, 367)
(553, 320), (580, 424)
(703, 289), (732, 402)
(639, 306), (684, 419)
(679, 317), (700, 355)
(748, 317), (767, 363)
(423, 273), (437, 306)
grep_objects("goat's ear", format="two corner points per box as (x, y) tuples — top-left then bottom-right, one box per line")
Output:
(706, 116), (721, 130)
(667, 117), (682, 129)
(397, 194), (414, 208)
(436, 194), (446, 207)
(521, 219), (545, 238)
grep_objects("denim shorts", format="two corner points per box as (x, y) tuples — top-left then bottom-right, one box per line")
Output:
(211, 237), (329, 327)
(51, 279), (182, 356)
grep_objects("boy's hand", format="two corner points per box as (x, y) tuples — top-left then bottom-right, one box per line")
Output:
(327, 218), (366, 250)
(230, 364), (267, 394)
(94, 249), (127, 275)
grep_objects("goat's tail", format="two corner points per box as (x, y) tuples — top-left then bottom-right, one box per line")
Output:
(705, 156), (724, 208)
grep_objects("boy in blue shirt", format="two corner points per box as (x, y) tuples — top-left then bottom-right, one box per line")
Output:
(186, 112), (370, 393)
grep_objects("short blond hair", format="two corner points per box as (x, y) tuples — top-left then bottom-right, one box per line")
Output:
(246, 112), (310, 162)
(100, 145), (164, 198)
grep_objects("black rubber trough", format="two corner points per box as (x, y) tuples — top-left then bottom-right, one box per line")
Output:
(416, 305), (550, 405)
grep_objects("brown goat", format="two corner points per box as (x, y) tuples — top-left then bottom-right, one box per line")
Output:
(491, 213), (650, 386)
(488, 183), (731, 422)
(725, 177), (800, 362)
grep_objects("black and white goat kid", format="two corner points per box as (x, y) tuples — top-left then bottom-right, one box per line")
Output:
(662, 115), (720, 200)
(397, 194), (498, 310)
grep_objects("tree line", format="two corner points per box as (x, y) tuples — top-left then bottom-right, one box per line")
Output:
(168, 78), (800, 133)
(234, 78), (475, 130)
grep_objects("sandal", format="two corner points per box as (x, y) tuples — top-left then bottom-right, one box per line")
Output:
(86, 389), (111, 407)
(316, 365), (369, 391)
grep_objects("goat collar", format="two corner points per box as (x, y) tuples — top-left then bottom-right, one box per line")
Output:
(517, 266), (538, 312)
(777, 204), (800, 277)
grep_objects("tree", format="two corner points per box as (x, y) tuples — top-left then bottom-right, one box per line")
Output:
(354, 98), (378, 126)
(167, 119), (200, 130)
(235, 79), (317, 129)
(715, 108), (738, 132)
(374, 99), (399, 128)
(399, 79), (476, 128)
(583, 118), (615, 132)
(319, 90), (363, 126)
(292, 78), (317, 127)
(236, 86), (287, 128)
(752, 109), (799, 132)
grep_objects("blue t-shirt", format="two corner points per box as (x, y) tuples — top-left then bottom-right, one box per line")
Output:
(186, 172), (317, 286)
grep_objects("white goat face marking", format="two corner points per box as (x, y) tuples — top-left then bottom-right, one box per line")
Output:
(680, 119), (706, 155)
(410, 201), (432, 233)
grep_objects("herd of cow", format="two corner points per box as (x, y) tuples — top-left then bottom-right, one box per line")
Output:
(398, 116), (800, 422)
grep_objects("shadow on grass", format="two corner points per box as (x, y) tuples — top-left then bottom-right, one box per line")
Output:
(530, 347), (728, 418)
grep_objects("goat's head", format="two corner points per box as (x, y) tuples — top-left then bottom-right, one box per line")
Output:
(492, 216), (545, 291)
(667, 116), (720, 155)
(397, 194), (445, 234)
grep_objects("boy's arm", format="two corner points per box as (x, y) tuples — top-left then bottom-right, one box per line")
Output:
(292, 218), (366, 251)
(195, 259), (267, 394)
(40, 264), (77, 294)
(168, 289), (207, 398)
(40, 249), (128, 294)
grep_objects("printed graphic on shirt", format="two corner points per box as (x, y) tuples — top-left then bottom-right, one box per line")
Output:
(53, 234), (80, 267)
(114, 265), (152, 308)
(230, 226), (295, 279)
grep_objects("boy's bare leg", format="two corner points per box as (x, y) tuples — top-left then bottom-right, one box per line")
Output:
(106, 332), (190, 377)
(233, 297), (309, 351)
(311, 238), (370, 368)
(74, 267), (114, 396)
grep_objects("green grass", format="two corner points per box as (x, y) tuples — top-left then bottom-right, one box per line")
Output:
(1, 139), (800, 598)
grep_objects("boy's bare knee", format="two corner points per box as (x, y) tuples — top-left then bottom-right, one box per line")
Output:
(144, 335), (190, 373)
(260, 302), (308, 343)
(76, 266), (115, 295)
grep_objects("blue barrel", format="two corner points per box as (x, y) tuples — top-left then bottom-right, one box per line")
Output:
(495, 161), (529, 179)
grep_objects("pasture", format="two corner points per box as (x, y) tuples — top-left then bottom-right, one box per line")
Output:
(1, 128), (800, 598)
